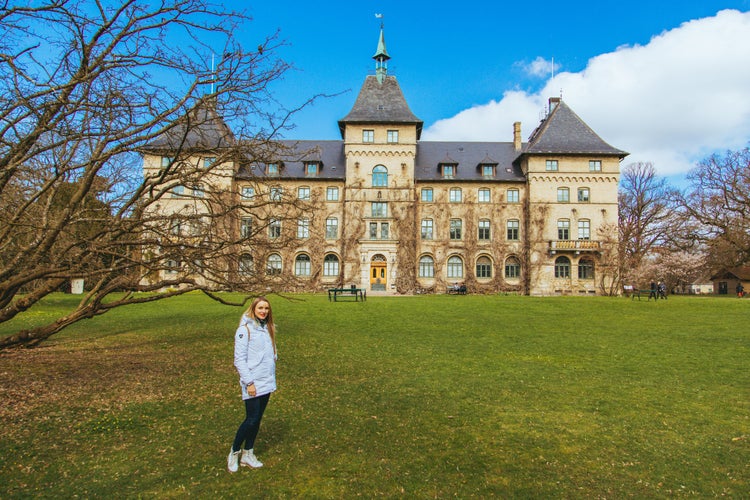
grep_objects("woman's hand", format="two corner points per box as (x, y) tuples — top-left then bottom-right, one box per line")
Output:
(247, 382), (257, 397)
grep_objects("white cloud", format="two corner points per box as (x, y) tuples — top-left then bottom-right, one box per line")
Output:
(520, 56), (557, 78)
(423, 9), (750, 177)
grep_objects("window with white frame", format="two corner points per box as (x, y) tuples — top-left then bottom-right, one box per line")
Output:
(371, 202), (387, 218)
(240, 217), (252, 239)
(578, 220), (591, 240)
(369, 222), (377, 239)
(507, 189), (519, 203)
(363, 129), (374, 142)
(506, 220), (520, 240)
(266, 254), (282, 275)
(478, 219), (491, 240)
(421, 188), (433, 202)
(589, 160), (602, 172)
(325, 218), (338, 239)
(421, 219), (433, 240)
(298, 186), (310, 200)
(557, 187), (569, 203)
(449, 219), (462, 240)
(387, 130), (399, 143)
(546, 159), (559, 171)
(238, 254), (253, 276)
(270, 186), (283, 201)
(305, 163), (319, 177)
(323, 254), (339, 276)
(578, 187), (590, 202)
(418, 255), (435, 278)
(266, 163), (279, 176)
(558, 219), (570, 240)
(478, 188), (490, 203)
(269, 219), (281, 239)
(241, 186), (254, 200)
(449, 188), (462, 203)
(505, 257), (520, 278)
(372, 165), (388, 187)
(578, 258), (595, 279)
(482, 165), (495, 178)
(442, 165), (456, 179)
(326, 187), (339, 201)
(294, 254), (311, 276)
(447, 256), (464, 278)
(476, 256), (492, 278)
(555, 256), (571, 278)
(297, 218), (310, 239)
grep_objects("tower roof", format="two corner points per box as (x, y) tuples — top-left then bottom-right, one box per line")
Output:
(142, 98), (235, 153)
(524, 98), (627, 157)
(338, 75), (423, 138)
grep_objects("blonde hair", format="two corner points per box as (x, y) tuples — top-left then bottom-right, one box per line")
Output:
(245, 296), (276, 349)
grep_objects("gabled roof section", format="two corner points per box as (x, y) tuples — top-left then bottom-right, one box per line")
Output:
(524, 98), (627, 157)
(338, 75), (423, 139)
(710, 266), (750, 281)
(415, 142), (526, 182)
(235, 140), (346, 181)
(142, 98), (235, 153)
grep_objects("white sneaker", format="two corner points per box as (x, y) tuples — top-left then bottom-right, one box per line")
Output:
(240, 449), (263, 468)
(227, 449), (241, 473)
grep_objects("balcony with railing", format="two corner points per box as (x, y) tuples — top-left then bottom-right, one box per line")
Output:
(549, 239), (601, 255)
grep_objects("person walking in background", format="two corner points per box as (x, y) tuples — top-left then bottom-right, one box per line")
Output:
(658, 281), (668, 299)
(648, 281), (658, 301)
(228, 296), (277, 472)
(737, 283), (745, 298)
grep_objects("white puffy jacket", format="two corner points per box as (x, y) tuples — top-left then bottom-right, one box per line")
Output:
(233, 314), (277, 399)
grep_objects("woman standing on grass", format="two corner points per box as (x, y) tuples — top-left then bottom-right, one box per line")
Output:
(228, 296), (277, 472)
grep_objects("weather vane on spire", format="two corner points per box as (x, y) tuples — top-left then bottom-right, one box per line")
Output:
(375, 12), (383, 28)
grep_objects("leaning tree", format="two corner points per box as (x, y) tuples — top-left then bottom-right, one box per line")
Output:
(0, 0), (314, 348)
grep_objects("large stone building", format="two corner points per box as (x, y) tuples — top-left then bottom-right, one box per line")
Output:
(142, 28), (627, 296)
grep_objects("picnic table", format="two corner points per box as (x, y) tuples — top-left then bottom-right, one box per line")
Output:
(328, 286), (367, 302)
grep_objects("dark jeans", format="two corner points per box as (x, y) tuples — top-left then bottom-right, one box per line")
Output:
(232, 393), (270, 452)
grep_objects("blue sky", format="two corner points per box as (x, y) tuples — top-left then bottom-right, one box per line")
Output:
(241, 1), (750, 183)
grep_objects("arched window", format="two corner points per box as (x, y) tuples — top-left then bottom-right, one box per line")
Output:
(476, 256), (492, 278)
(447, 256), (464, 279)
(555, 256), (571, 278)
(294, 254), (311, 276)
(372, 165), (388, 187)
(323, 254), (339, 276)
(578, 258), (595, 279)
(504, 257), (521, 279)
(266, 254), (282, 275)
(239, 254), (254, 276)
(418, 255), (435, 278)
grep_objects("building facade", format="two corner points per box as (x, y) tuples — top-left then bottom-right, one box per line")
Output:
(142, 29), (627, 296)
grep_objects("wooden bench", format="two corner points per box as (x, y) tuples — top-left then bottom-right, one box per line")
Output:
(328, 287), (367, 302)
(446, 285), (467, 295)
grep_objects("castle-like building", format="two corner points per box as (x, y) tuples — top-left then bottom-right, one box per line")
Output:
(142, 28), (626, 296)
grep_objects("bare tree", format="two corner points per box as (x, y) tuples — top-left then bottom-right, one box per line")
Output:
(670, 148), (750, 271)
(0, 0), (312, 348)
(618, 162), (674, 284)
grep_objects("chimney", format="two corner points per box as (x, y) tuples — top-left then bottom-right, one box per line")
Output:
(513, 122), (522, 151)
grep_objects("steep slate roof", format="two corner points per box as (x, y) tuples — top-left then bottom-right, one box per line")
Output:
(338, 75), (423, 138)
(415, 142), (526, 182)
(142, 99), (235, 153)
(235, 140), (346, 180)
(524, 99), (627, 157)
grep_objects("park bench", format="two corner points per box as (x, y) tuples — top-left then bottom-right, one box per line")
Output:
(328, 286), (367, 302)
(446, 284), (467, 295)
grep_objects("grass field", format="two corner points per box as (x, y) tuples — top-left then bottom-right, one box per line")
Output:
(0, 293), (748, 498)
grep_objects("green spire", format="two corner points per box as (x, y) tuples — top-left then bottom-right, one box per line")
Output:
(373, 23), (390, 84)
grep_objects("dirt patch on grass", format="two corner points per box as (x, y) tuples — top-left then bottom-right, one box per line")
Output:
(0, 341), (190, 426)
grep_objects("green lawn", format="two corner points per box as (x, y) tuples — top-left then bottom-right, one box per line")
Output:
(1, 293), (748, 498)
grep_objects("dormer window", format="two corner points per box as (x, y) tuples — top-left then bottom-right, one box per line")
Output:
(305, 162), (320, 177)
(481, 165), (495, 178)
(441, 164), (456, 179)
(266, 163), (279, 176)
